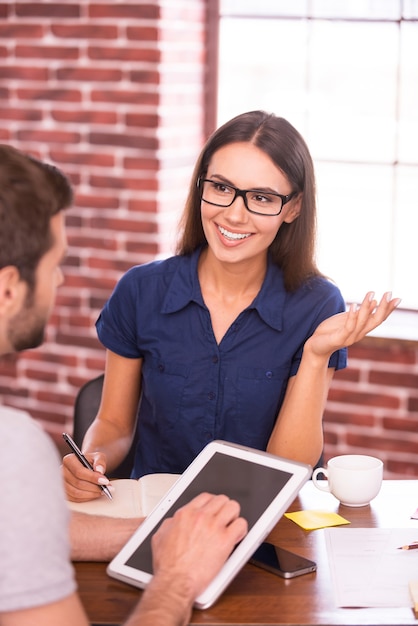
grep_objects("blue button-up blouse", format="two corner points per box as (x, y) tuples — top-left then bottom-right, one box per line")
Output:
(96, 248), (347, 478)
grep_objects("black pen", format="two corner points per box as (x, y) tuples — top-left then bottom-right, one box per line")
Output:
(62, 432), (113, 500)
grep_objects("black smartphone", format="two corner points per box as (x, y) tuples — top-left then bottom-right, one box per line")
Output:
(250, 542), (317, 579)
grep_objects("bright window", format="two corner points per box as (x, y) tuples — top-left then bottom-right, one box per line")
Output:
(218, 1), (418, 311)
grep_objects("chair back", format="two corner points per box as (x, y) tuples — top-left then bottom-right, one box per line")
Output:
(73, 374), (136, 478)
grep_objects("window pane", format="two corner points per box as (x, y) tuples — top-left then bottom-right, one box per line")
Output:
(308, 21), (398, 162)
(218, 18), (308, 128)
(399, 22), (418, 163)
(221, 0), (308, 17)
(403, 0), (418, 18)
(311, 0), (400, 19)
(316, 162), (394, 301)
(218, 3), (418, 309)
(393, 166), (418, 309)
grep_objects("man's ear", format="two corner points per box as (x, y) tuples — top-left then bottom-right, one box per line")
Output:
(283, 194), (302, 224)
(0, 266), (26, 314)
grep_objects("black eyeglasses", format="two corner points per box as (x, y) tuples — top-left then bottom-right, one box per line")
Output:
(198, 178), (297, 216)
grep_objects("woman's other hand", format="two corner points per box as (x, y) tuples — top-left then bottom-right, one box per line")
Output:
(62, 451), (112, 502)
(306, 291), (401, 358)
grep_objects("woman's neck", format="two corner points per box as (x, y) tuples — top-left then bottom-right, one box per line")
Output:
(198, 247), (267, 299)
(197, 249), (268, 344)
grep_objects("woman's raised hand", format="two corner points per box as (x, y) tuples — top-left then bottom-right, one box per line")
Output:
(306, 291), (401, 358)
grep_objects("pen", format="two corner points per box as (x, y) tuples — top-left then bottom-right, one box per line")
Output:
(62, 432), (113, 500)
(397, 542), (418, 551)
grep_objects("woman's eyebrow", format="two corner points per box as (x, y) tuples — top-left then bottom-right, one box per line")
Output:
(247, 185), (281, 194)
(208, 173), (280, 194)
(207, 173), (233, 185)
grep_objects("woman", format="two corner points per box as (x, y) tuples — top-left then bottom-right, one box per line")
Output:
(63, 111), (399, 501)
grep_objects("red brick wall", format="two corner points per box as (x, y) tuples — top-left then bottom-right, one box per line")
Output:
(324, 337), (418, 478)
(1, 2), (417, 477)
(0, 0), (208, 451)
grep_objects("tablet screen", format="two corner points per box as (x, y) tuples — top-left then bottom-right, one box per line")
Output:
(125, 451), (292, 573)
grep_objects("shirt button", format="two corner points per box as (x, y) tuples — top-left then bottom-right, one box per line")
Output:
(158, 364), (165, 373)
(265, 370), (273, 379)
(208, 391), (215, 400)
(212, 355), (219, 364)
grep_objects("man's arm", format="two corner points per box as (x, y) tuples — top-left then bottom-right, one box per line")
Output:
(2, 494), (246, 626)
(69, 512), (142, 562)
(124, 492), (248, 626)
(0, 593), (89, 626)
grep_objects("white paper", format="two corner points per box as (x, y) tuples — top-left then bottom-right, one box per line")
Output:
(139, 473), (180, 515)
(325, 528), (418, 607)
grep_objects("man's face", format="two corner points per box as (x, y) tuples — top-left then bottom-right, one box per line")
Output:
(7, 213), (66, 352)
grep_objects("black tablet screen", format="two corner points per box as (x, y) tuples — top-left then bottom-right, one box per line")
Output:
(125, 452), (292, 573)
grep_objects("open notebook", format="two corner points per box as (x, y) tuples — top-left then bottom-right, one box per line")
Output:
(67, 473), (180, 518)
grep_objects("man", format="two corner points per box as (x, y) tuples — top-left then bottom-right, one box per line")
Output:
(0, 145), (247, 626)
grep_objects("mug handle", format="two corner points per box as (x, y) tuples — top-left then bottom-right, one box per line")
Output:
(312, 467), (330, 492)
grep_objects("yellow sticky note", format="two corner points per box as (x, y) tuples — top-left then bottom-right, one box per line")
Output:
(285, 510), (350, 531)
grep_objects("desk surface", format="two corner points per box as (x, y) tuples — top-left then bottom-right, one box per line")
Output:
(75, 479), (418, 625)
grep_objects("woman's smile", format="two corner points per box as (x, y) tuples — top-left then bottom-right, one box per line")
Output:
(216, 223), (253, 242)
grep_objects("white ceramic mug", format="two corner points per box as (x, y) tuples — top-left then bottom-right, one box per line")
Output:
(311, 454), (383, 507)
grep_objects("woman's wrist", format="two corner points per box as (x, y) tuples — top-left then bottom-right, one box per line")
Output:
(302, 337), (334, 367)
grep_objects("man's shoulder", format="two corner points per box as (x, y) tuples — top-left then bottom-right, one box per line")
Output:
(0, 404), (33, 426)
(0, 405), (56, 457)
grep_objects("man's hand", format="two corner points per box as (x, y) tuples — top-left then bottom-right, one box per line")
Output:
(152, 492), (248, 598)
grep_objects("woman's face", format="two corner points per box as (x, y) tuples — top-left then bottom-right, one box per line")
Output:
(201, 142), (301, 268)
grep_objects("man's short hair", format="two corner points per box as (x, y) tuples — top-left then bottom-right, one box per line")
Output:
(0, 145), (73, 289)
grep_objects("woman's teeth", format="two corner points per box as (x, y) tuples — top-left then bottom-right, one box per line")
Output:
(218, 225), (251, 240)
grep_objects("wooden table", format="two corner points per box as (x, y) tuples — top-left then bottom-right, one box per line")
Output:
(75, 480), (418, 625)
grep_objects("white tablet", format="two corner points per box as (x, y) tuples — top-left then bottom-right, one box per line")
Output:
(107, 440), (311, 609)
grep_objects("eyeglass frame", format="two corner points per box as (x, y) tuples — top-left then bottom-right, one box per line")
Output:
(197, 177), (298, 217)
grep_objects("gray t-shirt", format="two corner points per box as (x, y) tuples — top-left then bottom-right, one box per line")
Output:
(0, 406), (76, 612)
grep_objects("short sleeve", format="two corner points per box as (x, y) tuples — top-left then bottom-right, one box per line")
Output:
(289, 279), (348, 377)
(96, 266), (143, 358)
(0, 408), (76, 612)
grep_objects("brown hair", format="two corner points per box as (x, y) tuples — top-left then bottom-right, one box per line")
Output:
(0, 145), (73, 289)
(176, 110), (322, 291)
